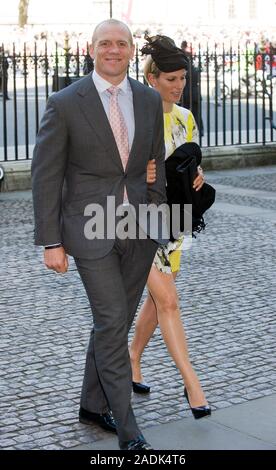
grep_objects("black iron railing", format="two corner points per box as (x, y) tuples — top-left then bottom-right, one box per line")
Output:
(1, 41), (276, 161)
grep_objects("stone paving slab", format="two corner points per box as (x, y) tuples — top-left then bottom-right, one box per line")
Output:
(206, 164), (276, 190)
(1, 165), (276, 449)
(209, 173), (276, 192)
(207, 165), (276, 210)
(73, 394), (276, 450)
(214, 184), (276, 211)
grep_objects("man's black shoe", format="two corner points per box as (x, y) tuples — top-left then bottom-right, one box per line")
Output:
(120, 434), (153, 450)
(79, 407), (117, 434)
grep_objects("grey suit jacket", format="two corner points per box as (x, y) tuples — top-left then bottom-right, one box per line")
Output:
(32, 73), (168, 259)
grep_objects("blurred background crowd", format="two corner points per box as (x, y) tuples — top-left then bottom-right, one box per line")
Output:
(1, 0), (275, 152)
(0, 0), (276, 53)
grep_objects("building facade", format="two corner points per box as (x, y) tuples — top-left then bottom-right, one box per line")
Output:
(0, 0), (275, 27)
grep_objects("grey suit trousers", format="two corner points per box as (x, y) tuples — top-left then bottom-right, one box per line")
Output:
(74, 236), (157, 444)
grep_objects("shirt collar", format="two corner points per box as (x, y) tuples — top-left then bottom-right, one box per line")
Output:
(92, 70), (128, 95)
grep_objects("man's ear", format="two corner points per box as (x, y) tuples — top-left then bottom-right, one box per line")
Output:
(90, 44), (95, 60)
(130, 44), (135, 60)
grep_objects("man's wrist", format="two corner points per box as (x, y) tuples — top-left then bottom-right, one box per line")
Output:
(44, 244), (62, 249)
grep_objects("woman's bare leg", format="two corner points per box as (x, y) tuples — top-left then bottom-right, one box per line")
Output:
(129, 293), (158, 382)
(147, 266), (208, 407)
(130, 271), (179, 382)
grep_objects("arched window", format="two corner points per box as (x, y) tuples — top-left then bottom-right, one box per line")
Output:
(208, 0), (216, 18)
(228, 0), (236, 18)
(249, 0), (257, 18)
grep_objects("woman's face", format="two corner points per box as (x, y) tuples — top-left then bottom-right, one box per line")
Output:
(149, 69), (187, 104)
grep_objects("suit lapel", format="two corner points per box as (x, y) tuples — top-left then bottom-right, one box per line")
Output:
(76, 74), (148, 172)
(76, 74), (123, 170)
(127, 77), (148, 171)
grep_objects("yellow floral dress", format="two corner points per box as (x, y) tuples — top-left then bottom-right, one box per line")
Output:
(153, 104), (198, 274)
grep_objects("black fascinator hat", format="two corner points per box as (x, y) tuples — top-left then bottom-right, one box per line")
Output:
(140, 34), (189, 72)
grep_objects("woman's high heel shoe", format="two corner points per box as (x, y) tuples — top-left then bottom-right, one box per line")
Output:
(184, 387), (211, 420)
(132, 381), (151, 394)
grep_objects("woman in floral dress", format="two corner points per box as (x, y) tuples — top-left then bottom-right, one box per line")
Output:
(130, 35), (211, 419)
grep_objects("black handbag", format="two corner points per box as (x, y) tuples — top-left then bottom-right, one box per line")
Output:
(165, 142), (216, 237)
(176, 155), (216, 232)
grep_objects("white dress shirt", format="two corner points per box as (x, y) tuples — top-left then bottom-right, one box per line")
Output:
(92, 70), (135, 151)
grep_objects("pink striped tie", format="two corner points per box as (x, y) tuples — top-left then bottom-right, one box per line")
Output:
(108, 86), (129, 202)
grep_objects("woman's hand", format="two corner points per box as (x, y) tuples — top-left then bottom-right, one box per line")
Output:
(193, 165), (205, 191)
(147, 159), (156, 184)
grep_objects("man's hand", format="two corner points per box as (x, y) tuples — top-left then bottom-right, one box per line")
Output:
(146, 159), (156, 184)
(44, 246), (69, 273)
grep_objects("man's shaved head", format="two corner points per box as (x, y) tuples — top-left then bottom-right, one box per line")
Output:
(92, 19), (133, 46)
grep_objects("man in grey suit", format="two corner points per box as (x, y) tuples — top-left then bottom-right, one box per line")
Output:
(32, 19), (167, 450)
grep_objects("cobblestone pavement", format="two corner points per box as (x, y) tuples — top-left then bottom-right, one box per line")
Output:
(207, 167), (276, 192)
(207, 165), (276, 211)
(1, 165), (276, 450)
